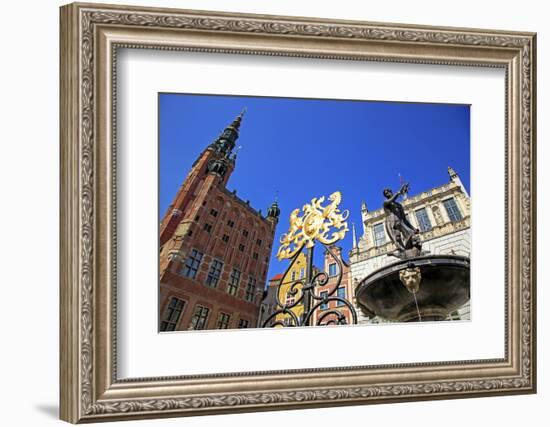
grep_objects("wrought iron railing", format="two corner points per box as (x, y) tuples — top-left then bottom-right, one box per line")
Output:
(260, 191), (358, 328)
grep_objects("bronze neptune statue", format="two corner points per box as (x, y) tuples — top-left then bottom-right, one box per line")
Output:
(382, 183), (422, 258)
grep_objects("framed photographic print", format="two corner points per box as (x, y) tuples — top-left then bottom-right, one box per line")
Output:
(60, 2), (537, 423)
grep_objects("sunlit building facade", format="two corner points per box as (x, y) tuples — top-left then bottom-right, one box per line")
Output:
(158, 112), (280, 331)
(350, 167), (471, 323)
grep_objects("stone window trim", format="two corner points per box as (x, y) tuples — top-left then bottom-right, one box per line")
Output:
(443, 197), (463, 223)
(160, 296), (186, 332)
(415, 206), (432, 232)
(372, 222), (386, 247)
(245, 276), (256, 302)
(286, 294), (296, 305)
(227, 268), (241, 296)
(216, 312), (231, 329)
(328, 262), (337, 277)
(320, 290), (329, 310)
(205, 259), (224, 288)
(238, 318), (250, 328)
(189, 304), (210, 330)
(336, 287), (346, 306)
(181, 248), (203, 279)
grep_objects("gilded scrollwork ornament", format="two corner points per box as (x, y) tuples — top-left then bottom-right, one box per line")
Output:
(276, 191), (349, 260)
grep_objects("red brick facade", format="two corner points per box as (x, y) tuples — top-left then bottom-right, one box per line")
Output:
(159, 112), (279, 331)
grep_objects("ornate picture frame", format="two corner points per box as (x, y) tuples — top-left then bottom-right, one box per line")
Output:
(60, 2), (536, 423)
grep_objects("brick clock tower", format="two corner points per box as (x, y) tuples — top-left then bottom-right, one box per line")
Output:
(159, 111), (280, 332)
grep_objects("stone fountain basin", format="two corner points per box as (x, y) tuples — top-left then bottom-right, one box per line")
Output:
(355, 255), (470, 322)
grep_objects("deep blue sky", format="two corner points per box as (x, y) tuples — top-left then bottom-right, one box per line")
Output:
(159, 93), (470, 283)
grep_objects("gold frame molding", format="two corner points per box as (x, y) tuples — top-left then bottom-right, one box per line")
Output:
(59, 2), (537, 423)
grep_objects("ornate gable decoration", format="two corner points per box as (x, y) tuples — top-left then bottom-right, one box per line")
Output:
(277, 191), (349, 260)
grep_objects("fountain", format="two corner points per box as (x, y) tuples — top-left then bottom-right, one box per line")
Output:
(354, 183), (470, 322)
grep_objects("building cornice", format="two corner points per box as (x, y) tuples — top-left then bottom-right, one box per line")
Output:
(218, 186), (272, 223)
(362, 181), (466, 224)
(351, 216), (470, 262)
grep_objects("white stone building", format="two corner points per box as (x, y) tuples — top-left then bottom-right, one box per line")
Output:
(349, 167), (471, 323)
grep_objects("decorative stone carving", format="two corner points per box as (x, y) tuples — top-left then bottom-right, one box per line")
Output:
(399, 266), (422, 294)
(362, 230), (370, 248)
(431, 205), (444, 226)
